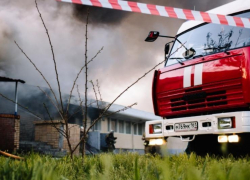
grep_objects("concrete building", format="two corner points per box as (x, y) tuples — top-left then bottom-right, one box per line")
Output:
(76, 101), (161, 154)
(0, 83), (161, 154)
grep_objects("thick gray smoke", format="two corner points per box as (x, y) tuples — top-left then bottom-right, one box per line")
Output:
(0, 0), (234, 113)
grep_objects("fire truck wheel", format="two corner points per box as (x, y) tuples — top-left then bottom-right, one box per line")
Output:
(185, 134), (221, 156)
(185, 133), (250, 156)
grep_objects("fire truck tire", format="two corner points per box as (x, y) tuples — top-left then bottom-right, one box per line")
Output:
(185, 133), (250, 156)
(185, 134), (222, 156)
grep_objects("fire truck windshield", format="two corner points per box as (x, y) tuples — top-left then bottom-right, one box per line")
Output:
(166, 11), (250, 66)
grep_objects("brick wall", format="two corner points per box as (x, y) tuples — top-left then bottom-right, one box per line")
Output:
(0, 114), (20, 152)
(34, 120), (80, 155)
(62, 124), (80, 155)
(35, 121), (61, 148)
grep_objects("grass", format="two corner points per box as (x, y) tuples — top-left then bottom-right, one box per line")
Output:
(1, 153), (250, 180)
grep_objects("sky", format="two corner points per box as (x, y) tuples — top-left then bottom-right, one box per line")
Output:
(0, 0), (234, 114)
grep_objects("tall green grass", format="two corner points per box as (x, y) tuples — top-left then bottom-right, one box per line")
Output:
(1, 153), (250, 180)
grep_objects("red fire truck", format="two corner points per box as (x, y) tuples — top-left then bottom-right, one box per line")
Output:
(145, 1), (250, 155)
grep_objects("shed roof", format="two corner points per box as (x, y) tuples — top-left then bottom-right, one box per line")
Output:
(0, 76), (25, 84)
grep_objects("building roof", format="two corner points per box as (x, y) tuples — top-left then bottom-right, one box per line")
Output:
(0, 76), (25, 84)
(177, 0), (250, 35)
(70, 97), (161, 122)
(101, 102), (161, 122)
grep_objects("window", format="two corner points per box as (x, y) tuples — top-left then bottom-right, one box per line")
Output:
(94, 119), (101, 131)
(110, 119), (117, 132)
(166, 11), (250, 66)
(133, 124), (137, 135)
(125, 122), (131, 134)
(119, 121), (124, 133)
(142, 124), (145, 134)
(138, 123), (143, 135)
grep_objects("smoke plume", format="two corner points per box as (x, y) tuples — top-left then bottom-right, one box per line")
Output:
(0, 0), (234, 114)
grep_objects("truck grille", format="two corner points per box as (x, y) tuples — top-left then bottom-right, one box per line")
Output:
(157, 79), (245, 116)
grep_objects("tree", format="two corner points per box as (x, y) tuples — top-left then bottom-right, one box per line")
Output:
(0, 0), (184, 162)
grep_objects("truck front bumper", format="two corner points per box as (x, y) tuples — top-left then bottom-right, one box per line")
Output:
(146, 111), (250, 139)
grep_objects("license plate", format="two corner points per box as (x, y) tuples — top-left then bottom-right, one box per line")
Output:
(174, 121), (198, 132)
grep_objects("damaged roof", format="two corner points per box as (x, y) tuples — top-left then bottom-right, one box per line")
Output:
(0, 76), (25, 84)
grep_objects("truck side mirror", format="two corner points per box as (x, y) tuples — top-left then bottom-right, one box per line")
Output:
(165, 43), (170, 55)
(182, 48), (196, 59)
(145, 31), (159, 42)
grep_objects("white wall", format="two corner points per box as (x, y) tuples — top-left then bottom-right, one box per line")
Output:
(114, 133), (144, 149)
(101, 118), (145, 150)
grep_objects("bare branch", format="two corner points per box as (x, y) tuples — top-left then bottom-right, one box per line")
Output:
(71, 102), (137, 152)
(87, 102), (137, 133)
(95, 43), (186, 121)
(42, 103), (66, 137)
(77, 85), (85, 117)
(68, 100), (97, 120)
(102, 102), (137, 118)
(89, 102), (137, 131)
(72, 43), (186, 153)
(35, 0), (64, 113)
(68, 124), (79, 130)
(37, 86), (64, 120)
(90, 80), (100, 110)
(14, 41), (60, 112)
(74, 41), (186, 154)
(96, 79), (102, 101)
(0, 93), (42, 119)
(66, 46), (104, 115)
(82, 8), (90, 159)
(43, 103), (53, 120)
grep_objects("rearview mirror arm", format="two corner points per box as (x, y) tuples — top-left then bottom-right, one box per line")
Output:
(159, 35), (188, 51)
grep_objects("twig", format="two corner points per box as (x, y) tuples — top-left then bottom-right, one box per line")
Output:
(66, 47), (103, 115)
(68, 124), (79, 130)
(43, 103), (66, 137)
(77, 85), (85, 117)
(82, 8), (90, 160)
(87, 43), (186, 133)
(73, 42), (185, 154)
(90, 80), (100, 110)
(96, 79), (105, 114)
(96, 79), (102, 101)
(102, 102), (137, 118)
(14, 41), (60, 112)
(90, 80), (104, 121)
(0, 93), (42, 119)
(35, 0), (64, 114)
(68, 100), (97, 120)
(71, 102), (137, 153)
(87, 102), (137, 132)
(43, 103), (53, 120)
(37, 86), (64, 120)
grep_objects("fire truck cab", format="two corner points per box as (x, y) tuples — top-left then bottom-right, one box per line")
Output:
(145, 0), (250, 155)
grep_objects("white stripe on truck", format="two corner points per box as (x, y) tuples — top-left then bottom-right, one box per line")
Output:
(183, 66), (192, 88)
(194, 63), (203, 86)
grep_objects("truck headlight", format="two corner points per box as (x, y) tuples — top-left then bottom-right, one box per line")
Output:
(228, 135), (239, 143)
(218, 117), (235, 129)
(218, 135), (239, 143)
(149, 123), (162, 134)
(149, 139), (164, 146)
(218, 135), (228, 143)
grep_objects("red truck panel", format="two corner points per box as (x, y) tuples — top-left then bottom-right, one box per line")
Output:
(153, 47), (250, 117)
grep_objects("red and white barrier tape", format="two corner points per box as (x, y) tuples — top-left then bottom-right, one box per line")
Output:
(57, 0), (250, 28)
